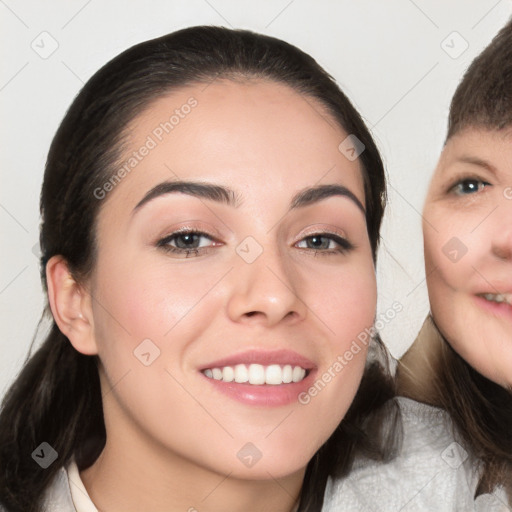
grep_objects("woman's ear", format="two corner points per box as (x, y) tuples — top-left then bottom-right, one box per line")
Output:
(46, 255), (98, 355)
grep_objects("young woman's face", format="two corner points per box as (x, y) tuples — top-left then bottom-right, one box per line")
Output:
(423, 128), (512, 388)
(87, 80), (377, 479)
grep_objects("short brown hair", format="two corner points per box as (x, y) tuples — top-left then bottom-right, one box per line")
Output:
(447, 16), (512, 139)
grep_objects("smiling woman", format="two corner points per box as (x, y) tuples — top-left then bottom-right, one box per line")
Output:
(0, 26), (397, 512)
(396, 17), (512, 506)
(402, 17), (512, 498)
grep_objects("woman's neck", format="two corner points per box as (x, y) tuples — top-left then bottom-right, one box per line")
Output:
(397, 315), (445, 407)
(79, 410), (303, 512)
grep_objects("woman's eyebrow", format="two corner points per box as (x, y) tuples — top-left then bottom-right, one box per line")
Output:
(453, 155), (498, 177)
(291, 184), (365, 214)
(132, 181), (240, 215)
(131, 180), (365, 217)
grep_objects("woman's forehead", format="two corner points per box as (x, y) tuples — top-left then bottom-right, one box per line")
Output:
(129, 79), (340, 145)
(433, 128), (512, 177)
(100, 80), (365, 220)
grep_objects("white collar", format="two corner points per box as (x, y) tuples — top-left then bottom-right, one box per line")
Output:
(65, 458), (98, 512)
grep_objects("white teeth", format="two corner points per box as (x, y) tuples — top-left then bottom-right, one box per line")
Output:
(292, 366), (306, 383)
(282, 365), (293, 383)
(482, 293), (511, 305)
(234, 364), (249, 383)
(265, 364), (282, 385)
(248, 364), (265, 385)
(203, 364), (308, 385)
(222, 366), (234, 382)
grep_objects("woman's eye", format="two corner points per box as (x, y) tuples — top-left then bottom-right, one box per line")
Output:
(296, 234), (353, 255)
(157, 231), (217, 257)
(450, 178), (490, 196)
(157, 230), (353, 258)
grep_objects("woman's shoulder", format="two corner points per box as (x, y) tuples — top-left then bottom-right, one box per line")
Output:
(322, 396), (508, 511)
(40, 465), (76, 512)
(40, 458), (97, 512)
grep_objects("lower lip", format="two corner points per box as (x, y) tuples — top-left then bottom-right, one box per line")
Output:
(201, 370), (317, 407)
(474, 295), (512, 320)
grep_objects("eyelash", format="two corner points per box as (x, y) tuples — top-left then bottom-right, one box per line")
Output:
(448, 176), (491, 196)
(156, 230), (354, 258)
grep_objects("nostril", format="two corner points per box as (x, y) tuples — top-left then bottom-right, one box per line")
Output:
(492, 244), (512, 260)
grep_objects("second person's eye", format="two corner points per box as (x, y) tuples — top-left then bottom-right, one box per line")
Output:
(450, 178), (490, 196)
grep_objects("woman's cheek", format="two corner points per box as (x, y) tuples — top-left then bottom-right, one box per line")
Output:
(426, 213), (481, 290)
(113, 262), (206, 336)
(319, 268), (376, 346)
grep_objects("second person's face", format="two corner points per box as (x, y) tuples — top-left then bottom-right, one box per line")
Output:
(423, 127), (512, 388)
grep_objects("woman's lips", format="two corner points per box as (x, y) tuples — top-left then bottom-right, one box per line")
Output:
(474, 293), (512, 320)
(200, 368), (317, 407)
(198, 350), (317, 407)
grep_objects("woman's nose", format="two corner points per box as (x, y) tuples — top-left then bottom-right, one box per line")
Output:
(226, 240), (308, 327)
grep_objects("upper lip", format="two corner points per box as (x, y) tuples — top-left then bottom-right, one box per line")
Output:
(476, 290), (512, 297)
(474, 279), (512, 296)
(199, 349), (316, 371)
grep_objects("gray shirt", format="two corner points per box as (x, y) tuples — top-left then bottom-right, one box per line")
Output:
(322, 396), (510, 511)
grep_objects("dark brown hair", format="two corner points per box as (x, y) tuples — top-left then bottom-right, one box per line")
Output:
(0, 26), (397, 512)
(447, 16), (512, 138)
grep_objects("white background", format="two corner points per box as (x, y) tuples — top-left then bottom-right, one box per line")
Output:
(1, 0), (511, 397)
